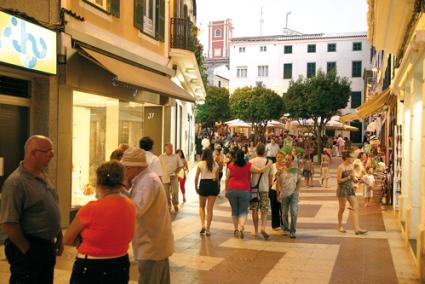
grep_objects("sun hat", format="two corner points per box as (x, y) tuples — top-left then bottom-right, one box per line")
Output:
(121, 147), (148, 167)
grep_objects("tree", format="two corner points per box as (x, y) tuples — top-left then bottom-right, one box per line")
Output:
(230, 83), (284, 142)
(195, 86), (231, 139)
(283, 70), (351, 158)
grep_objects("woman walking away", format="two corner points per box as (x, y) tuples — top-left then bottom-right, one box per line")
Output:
(270, 151), (285, 231)
(214, 145), (225, 193)
(64, 161), (136, 284)
(195, 148), (219, 236)
(225, 149), (272, 239)
(176, 149), (189, 203)
(336, 151), (367, 235)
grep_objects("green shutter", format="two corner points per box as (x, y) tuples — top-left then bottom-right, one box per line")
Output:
(134, 0), (144, 30)
(156, 0), (165, 41)
(110, 0), (120, 17)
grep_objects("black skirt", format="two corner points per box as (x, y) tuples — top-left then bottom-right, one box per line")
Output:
(199, 179), (219, 196)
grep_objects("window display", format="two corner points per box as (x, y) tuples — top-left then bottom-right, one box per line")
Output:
(72, 91), (144, 207)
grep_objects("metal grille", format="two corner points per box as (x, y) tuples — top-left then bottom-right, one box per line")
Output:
(170, 18), (194, 51)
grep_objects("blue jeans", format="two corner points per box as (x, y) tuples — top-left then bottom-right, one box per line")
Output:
(226, 190), (250, 217)
(281, 192), (299, 234)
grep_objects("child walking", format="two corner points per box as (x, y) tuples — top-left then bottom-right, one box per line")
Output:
(362, 167), (375, 207)
(320, 151), (331, 187)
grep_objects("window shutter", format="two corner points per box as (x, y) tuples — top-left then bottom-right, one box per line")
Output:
(134, 0), (144, 30)
(156, 0), (165, 41)
(110, 0), (120, 17)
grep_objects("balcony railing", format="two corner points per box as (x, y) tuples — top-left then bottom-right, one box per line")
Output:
(170, 17), (194, 52)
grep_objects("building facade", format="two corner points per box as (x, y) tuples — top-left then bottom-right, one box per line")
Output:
(366, 0), (425, 280)
(0, 0), (205, 226)
(229, 32), (372, 141)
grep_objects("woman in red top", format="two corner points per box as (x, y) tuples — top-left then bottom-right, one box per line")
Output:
(64, 160), (136, 284)
(225, 149), (271, 239)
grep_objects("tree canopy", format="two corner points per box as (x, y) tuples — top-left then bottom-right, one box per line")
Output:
(195, 86), (231, 138)
(283, 70), (351, 156)
(230, 83), (284, 141)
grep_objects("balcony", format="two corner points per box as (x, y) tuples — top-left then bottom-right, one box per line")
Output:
(170, 18), (194, 52)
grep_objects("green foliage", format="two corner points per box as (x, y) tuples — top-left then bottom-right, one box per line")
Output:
(192, 25), (208, 87)
(283, 70), (351, 158)
(230, 83), (284, 141)
(284, 71), (351, 120)
(195, 86), (231, 137)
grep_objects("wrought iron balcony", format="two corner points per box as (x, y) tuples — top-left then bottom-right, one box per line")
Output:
(170, 17), (195, 52)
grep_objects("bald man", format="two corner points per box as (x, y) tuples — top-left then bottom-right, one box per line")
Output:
(0, 135), (62, 284)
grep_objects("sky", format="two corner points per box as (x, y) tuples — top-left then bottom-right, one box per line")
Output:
(196, 0), (368, 49)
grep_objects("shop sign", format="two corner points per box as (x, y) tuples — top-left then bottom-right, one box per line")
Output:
(0, 11), (57, 74)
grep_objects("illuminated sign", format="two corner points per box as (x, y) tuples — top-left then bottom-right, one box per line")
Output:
(0, 11), (56, 74)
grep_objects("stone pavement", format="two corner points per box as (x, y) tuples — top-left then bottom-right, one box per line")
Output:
(0, 157), (420, 283)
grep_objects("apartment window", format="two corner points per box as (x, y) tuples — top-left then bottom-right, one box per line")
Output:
(351, 92), (362, 108)
(260, 46), (267, 52)
(307, 44), (316, 53)
(258, 65), (269, 77)
(134, 0), (165, 41)
(353, 42), (362, 51)
(239, 47), (246, 53)
(237, 67), (247, 78)
(327, 62), (336, 74)
(215, 29), (222, 37)
(84, 0), (120, 16)
(352, 61), (362, 77)
(307, 62), (316, 78)
(284, 45), (292, 54)
(327, 43), (336, 52)
(283, 64), (292, 79)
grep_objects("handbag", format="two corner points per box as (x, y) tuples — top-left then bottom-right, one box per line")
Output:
(250, 159), (268, 202)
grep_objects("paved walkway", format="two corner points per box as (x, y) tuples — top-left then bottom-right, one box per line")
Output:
(0, 157), (420, 283)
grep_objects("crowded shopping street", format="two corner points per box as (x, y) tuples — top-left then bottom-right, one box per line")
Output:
(0, 156), (418, 283)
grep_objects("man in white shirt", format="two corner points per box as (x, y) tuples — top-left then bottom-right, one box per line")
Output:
(139, 137), (163, 180)
(250, 143), (273, 240)
(265, 138), (280, 163)
(122, 148), (174, 284)
(159, 144), (183, 212)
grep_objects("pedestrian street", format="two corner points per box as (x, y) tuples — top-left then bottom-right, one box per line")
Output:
(0, 158), (419, 283)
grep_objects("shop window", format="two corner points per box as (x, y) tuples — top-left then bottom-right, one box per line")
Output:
(0, 76), (30, 98)
(283, 63), (292, 79)
(307, 62), (316, 78)
(72, 91), (144, 207)
(134, 0), (165, 41)
(350, 120), (362, 143)
(84, 0), (120, 16)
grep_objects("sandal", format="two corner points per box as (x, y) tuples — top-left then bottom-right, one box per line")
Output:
(261, 230), (270, 240)
(206, 231), (211, 237)
(239, 226), (245, 239)
(355, 230), (368, 235)
(200, 227), (206, 234)
(233, 230), (239, 238)
(338, 227), (346, 233)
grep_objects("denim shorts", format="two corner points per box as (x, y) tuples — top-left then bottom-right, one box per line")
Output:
(226, 190), (251, 217)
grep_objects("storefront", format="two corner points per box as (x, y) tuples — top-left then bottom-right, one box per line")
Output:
(57, 37), (195, 221)
(0, 11), (57, 189)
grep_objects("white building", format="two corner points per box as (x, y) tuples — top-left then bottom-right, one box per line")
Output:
(229, 31), (372, 119)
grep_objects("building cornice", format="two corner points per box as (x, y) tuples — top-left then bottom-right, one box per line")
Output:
(231, 32), (367, 43)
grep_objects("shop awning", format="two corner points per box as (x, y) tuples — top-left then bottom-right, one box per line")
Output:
(81, 48), (195, 103)
(341, 89), (391, 122)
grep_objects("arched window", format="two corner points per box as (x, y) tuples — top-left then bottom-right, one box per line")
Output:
(215, 29), (221, 37)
